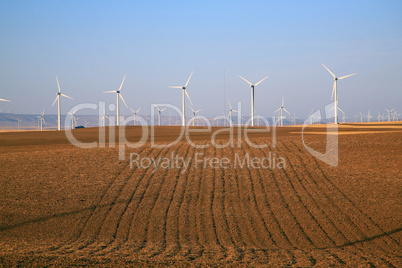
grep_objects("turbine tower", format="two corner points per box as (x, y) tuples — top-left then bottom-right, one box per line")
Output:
(169, 72), (193, 127)
(274, 96), (290, 127)
(68, 107), (78, 129)
(307, 108), (317, 125)
(52, 76), (73, 131)
(228, 101), (238, 127)
(239, 75), (268, 127)
(104, 75), (128, 126)
(130, 107), (141, 126)
(190, 107), (201, 127)
(322, 64), (356, 124)
(155, 105), (166, 126)
(366, 110), (372, 122)
(37, 109), (46, 131)
(385, 108), (394, 122)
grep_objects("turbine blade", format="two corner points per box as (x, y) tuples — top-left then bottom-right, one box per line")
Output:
(254, 76), (268, 86)
(322, 64), (336, 78)
(119, 93), (128, 108)
(0, 98), (11, 102)
(196, 109), (201, 113)
(56, 76), (61, 93)
(239, 75), (252, 86)
(274, 108), (281, 113)
(118, 75), (126, 92)
(43, 118), (46, 125)
(129, 108), (135, 113)
(228, 100), (232, 109)
(161, 108), (166, 112)
(284, 108), (290, 115)
(184, 71), (193, 87)
(136, 107), (141, 113)
(185, 89), (193, 106)
(104, 91), (116, 93)
(282, 96), (284, 106)
(42, 108), (45, 116)
(169, 86), (182, 89)
(190, 106), (195, 113)
(61, 93), (73, 100)
(338, 73), (357, 80)
(52, 95), (59, 106)
(338, 107), (345, 114)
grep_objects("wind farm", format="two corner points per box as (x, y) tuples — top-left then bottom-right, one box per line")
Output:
(0, 1), (401, 267)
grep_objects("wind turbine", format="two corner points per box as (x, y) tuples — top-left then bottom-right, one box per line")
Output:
(99, 114), (109, 127)
(129, 107), (141, 126)
(354, 115), (358, 123)
(52, 76), (73, 131)
(322, 64), (356, 124)
(227, 101), (238, 127)
(291, 114), (298, 126)
(307, 108), (317, 125)
(104, 75), (128, 126)
(17, 119), (22, 131)
(385, 108), (394, 122)
(377, 111), (382, 122)
(68, 107), (78, 129)
(359, 112), (364, 123)
(274, 96), (290, 127)
(169, 72), (193, 127)
(190, 106), (201, 127)
(366, 110), (372, 122)
(37, 109), (46, 131)
(0, 98), (11, 102)
(155, 105), (166, 126)
(239, 75), (268, 127)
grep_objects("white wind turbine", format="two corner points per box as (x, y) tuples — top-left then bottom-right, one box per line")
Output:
(169, 72), (193, 127)
(239, 75), (268, 127)
(17, 119), (22, 131)
(52, 76), (73, 131)
(0, 98), (11, 102)
(129, 107), (141, 126)
(37, 109), (46, 131)
(99, 114), (109, 127)
(104, 75), (128, 126)
(359, 112), (364, 123)
(377, 111), (382, 122)
(68, 107), (78, 129)
(322, 64), (357, 124)
(274, 96), (290, 127)
(385, 108), (394, 122)
(366, 110), (372, 122)
(307, 108), (317, 125)
(190, 106), (201, 127)
(291, 114), (298, 126)
(228, 101), (238, 127)
(155, 105), (166, 126)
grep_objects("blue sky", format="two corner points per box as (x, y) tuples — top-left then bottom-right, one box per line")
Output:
(0, 0), (401, 120)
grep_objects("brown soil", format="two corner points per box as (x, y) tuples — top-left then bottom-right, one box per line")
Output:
(0, 123), (401, 267)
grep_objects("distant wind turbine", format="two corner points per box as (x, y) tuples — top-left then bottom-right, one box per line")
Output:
(155, 105), (166, 126)
(366, 110), (372, 122)
(359, 112), (364, 123)
(385, 108), (394, 122)
(104, 75), (128, 126)
(274, 96), (290, 127)
(190, 106), (201, 127)
(129, 107), (141, 126)
(228, 101), (238, 127)
(68, 107), (78, 129)
(37, 108), (46, 131)
(239, 75), (268, 127)
(322, 64), (356, 124)
(307, 108), (317, 125)
(169, 72), (193, 127)
(17, 119), (22, 131)
(99, 114), (109, 127)
(52, 76), (73, 131)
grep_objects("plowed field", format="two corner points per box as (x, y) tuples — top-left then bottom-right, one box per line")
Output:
(0, 124), (401, 267)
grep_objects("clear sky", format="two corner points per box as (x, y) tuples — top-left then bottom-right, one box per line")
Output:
(0, 0), (401, 120)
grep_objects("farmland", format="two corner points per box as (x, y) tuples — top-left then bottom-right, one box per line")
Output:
(0, 123), (401, 267)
